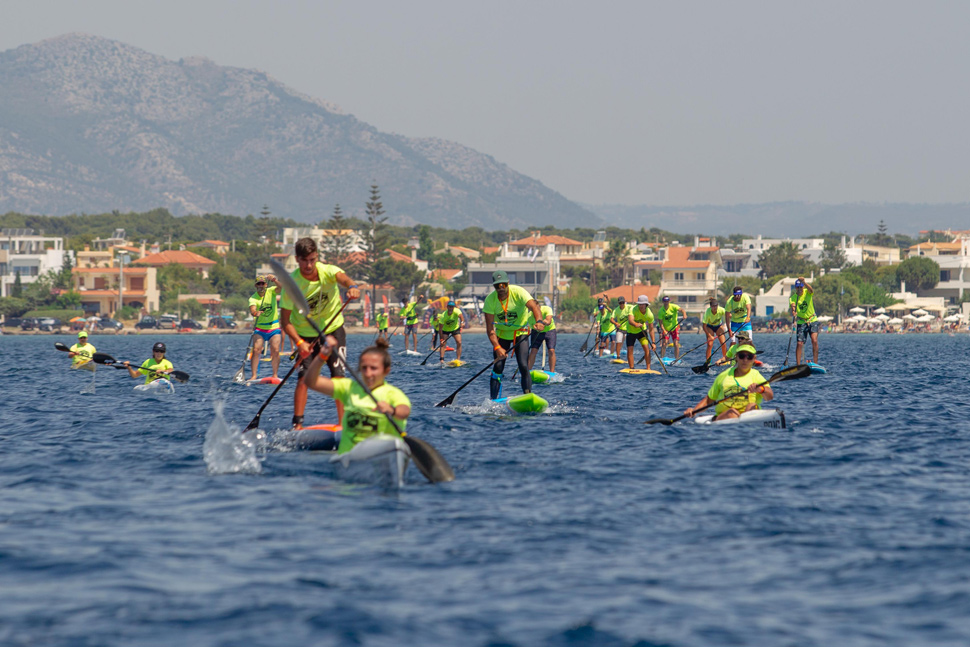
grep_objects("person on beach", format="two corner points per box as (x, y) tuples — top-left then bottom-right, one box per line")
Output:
(304, 336), (410, 454)
(124, 342), (174, 384)
(248, 274), (283, 381)
(684, 342), (773, 421)
(483, 270), (544, 398)
(790, 277), (820, 365)
(280, 237), (360, 429)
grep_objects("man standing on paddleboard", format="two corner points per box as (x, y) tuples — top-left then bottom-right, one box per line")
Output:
(527, 301), (556, 372)
(483, 270), (544, 398)
(658, 296), (683, 360)
(280, 237), (360, 430)
(611, 296), (631, 358)
(626, 295), (656, 370)
(790, 277), (820, 365)
(437, 300), (465, 363)
(596, 298), (615, 358)
(726, 286), (753, 343)
(400, 296), (424, 353)
(248, 274), (283, 382)
(376, 307), (390, 342)
(702, 296), (729, 365)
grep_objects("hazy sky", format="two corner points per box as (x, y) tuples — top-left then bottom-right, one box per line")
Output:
(3, 1), (969, 207)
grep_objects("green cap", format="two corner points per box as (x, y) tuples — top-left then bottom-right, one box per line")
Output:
(78, 330), (88, 338)
(736, 344), (757, 355)
(491, 270), (509, 284)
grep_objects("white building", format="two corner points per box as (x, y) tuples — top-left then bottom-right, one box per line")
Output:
(280, 227), (366, 254)
(461, 242), (560, 303)
(0, 229), (72, 297)
(911, 237), (970, 305)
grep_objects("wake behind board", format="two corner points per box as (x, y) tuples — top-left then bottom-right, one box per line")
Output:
(493, 393), (548, 414)
(447, 359), (465, 368)
(807, 362), (827, 374)
(134, 379), (175, 393)
(619, 368), (661, 375)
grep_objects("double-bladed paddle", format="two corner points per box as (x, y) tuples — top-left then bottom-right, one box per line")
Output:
(435, 334), (529, 408)
(271, 259), (454, 484)
(92, 352), (191, 383)
(644, 364), (811, 426)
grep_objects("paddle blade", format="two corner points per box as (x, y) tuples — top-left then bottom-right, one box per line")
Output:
(404, 436), (455, 483)
(579, 340), (588, 353)
(171, 370), (190, 383)
(769, 364), (811, 383)
(691, 363), (710, 374)
(54, 342), (71, 352)
(643, 418), (676, 426)
(435, 393), (456, 408)
(92, 352), (118, 366)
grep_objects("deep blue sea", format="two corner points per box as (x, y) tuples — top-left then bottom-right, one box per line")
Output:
(3, 330), (970, 647)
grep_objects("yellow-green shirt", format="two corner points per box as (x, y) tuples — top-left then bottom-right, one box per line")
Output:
(138, 357), (174, 384)
(659, 303), (682, 331)
(483, 284), (536, 340)
(331, 378), (410, 454)
(280, 262), (345, 337)
(438, 308), (464, 333)
(70, 342), (96, 366)
(629, 305), (655, 332)
(376, 312), (389, 330)
(597, 308), (615, 333)
(790, 290), (817, 324)
(400, 301), (419, 325)
(702, 306), (724, 327)
(527, 305), (556, 332)
(727, 294), (752, 324)
(708, 367), (766, 415)
(613, 304), (634, 333)
(249, 286), (280, 330)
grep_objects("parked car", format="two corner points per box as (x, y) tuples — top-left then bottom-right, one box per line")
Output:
(135, 316), (159, 330)
(179, 319), (204, 331)
(208, 316), (238, 329)
(20, 318), (38, 331)
(4, 317), (24, 328)
(38, 318), (62, 332)
(94, 317), (124, 331)
(158, 314), (179, 329)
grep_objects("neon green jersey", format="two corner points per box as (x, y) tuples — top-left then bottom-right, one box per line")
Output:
(629, 305), (655, 331)
(659, 303), (682, 331)
(613, 304), (633, 333)
(527, 305), (556, 332)
(597, 308), (615, 333)
(376, 312), (389, 330)
(702, 306), (724, 327)
(400, 301), (419, 325)
(727, 294), (752, 323)
(280, 262), (345, 337)
(790, 290), (817, 324)
(331, 378), (410, 454)
(708, 367), (765, 415)
(438, 308), (463, 333)
(483, 284), (536, 340)
(138, 357), (173, 384)
(249, 286), (280, 330)
(70, 342), (96, 366)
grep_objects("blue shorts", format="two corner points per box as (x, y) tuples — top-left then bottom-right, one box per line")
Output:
(599, 331), (616, 342)
(730, 321), (753, 339)
(405, 323), (417, 335)
(254, 328), (282, 342)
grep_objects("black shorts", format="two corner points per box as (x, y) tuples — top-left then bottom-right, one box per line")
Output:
(530, 329), (558, 350)
(626, 330), (648, 347)
(705, 324), (723, 334)
(297, 326), (347, 380)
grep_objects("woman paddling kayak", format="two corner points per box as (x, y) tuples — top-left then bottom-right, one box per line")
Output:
(304, 336), (411, 454)
(684, 342), (773, 422)
(123, 342), (175, 384)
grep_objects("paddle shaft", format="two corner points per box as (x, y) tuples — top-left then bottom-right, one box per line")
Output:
(784, 323), (795, 366)
(436, 334), (528, 407)
(420, 331), (454, 365)
(92, 353), (190, 382)
(579, 317), (597, 353)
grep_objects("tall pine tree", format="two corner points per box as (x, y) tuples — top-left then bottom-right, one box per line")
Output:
(320, 204), (358, 275)
(361, 184), (390, 320)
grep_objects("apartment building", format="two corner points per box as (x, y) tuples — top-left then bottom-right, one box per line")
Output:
(0, 228), (71, 297)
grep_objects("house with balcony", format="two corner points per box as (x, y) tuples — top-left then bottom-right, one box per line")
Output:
(905, 237), (970, 305)
(461, 241), (559, 303)
(0, 228), (72, 297)
(280, 227), (366, 254)
(131, 250), (218, 278)
(658, 244), (721, 314)
(73, 265), (159, 315)
(509, 232), (595, 269)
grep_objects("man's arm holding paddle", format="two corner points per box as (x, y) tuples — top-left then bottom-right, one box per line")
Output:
(281, 272), (360, 357)
(684, 380), (773, 418)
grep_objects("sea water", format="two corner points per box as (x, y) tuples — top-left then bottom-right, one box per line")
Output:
(2, 332), (970, 646)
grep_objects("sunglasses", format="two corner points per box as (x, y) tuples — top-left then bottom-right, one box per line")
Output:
(736, 352), (755, 360)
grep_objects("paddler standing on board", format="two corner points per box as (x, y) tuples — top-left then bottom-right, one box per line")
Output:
(400, 296), (424, 353)
(280, 237), (360, 430)
(790, 277), (820, 365)
(596, 298), (616, 357)
(611, 296), (631, 358)
(124, 342), (174, 384)
(437, 300), (465, 363)
(248, 274), (283, 382)
(68, 330), (96, 369)
(625, 295), (656, 370)
(428, 308), (441, 352)
(376, 307), (390, 342)
(702, 296), (729, 365)
(658, 296), (683, 360)
(726, 286), (753, 343)
(527, 302), (557, 372)
(684, 342), (773, 421)
(483, 270), (544, 398)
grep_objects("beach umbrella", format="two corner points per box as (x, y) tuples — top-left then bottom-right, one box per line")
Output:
(874, 307), (887, 314)
(943, 314), (962, 322)
(816, 315), (833, 322)
(912, 308), (929, 316)
(875, 313), (890, 321)
(888, 317), (904, 325)
(849, 306), (866, 314)
(69, 316), (87, 323)
(851, 314), (868, 322)
(902, 314), (917, 321)
(916, 314), (935, 322)
(866, 318), (882, 325)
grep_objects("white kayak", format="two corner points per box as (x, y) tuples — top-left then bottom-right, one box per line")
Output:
(329, 435), (411, 488)
(401, 350), (422, 356)
(134, 378), (175, 393)
(693, 408), (786, 429)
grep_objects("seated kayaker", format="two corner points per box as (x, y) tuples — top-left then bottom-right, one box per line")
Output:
(303, 336), (411, 454)
(68, 330), (96, 367)
(123, 342), (174, 384)
(684, 343), (773, 421)
(714, 331), (752, 366)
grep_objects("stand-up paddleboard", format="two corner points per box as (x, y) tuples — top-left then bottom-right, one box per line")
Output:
(444, 346), (455, 352)
(529, 369), (561, 384)
(661, 357), (686, 366)
(493, 392), (548, 414)
(619, 368), (661, 375)
(247, 376), (283, 385)
(807, 362), (827, 374)
(693, 408), (786, 429)
(401, 350), (422, 356)
(447, 359), (465, 368)
(610, 359), (626, 364)
(134, 378), (175, 393)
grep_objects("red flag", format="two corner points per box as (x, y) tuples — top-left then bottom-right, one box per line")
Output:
(363, 293), (371, 327)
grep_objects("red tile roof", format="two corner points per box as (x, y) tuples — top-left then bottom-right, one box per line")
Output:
(188, 239), (230, 246)
(131, 250), (217, 266)
(385, 249), (417, 264)
(73, 267), (150, 274)
(509, 234), (583, 247)
(593, 285), (661, 303)
(662, 247), (712, 269)
(429, 268), (462, 281)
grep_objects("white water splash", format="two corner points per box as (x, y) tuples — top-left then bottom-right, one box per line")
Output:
(203, 401), (263, 474)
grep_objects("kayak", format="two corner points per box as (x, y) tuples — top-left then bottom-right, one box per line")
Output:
(529, 369), (561, 384)
(329, 435), (411, 488)
(493, 392), (548, 414)
(71, 361), (96, 373)
(134, 378), (175, 393)
(693, 408), (786, 429)
(619, 368), (661, 375)
(807, 362), (827, 374)
(289, 424), (341, 451)
(447, 359), (465, 368)
(246, 376), (282, 385)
